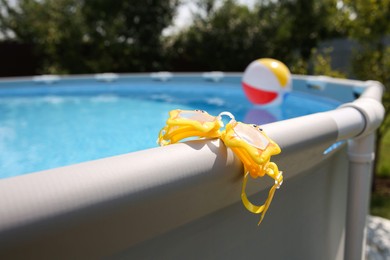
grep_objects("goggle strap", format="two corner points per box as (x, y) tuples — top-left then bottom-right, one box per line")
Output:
(218, 111), (235, 122)
(162, 125), (198, 140)
(157, 126), (169, 146)
(266, 162), (283, 188)
(231, 147), (255, 171)
(159, 110), (224, 145)
(241, 171), (278, 226)
(171, 130), (220, 144)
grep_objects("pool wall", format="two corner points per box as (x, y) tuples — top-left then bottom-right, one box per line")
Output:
(0, 74), (385, 259)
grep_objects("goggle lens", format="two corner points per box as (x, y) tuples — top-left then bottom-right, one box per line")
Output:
(178, 110), (216, 123)
(233, 123), (269, 150)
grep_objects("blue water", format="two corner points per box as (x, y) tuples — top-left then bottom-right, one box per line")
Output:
(0, 78), (340, 178)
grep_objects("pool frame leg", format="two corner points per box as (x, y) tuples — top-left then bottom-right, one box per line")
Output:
(344, 133), (376, 260)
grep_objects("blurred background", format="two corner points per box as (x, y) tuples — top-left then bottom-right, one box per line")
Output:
(0, 0), (389, 218)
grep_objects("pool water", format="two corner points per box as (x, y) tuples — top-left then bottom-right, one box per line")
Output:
(0, 78), (340, 178)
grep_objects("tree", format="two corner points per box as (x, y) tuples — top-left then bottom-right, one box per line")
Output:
(167, 0), (273, 71)
(339, 0), (390, 178)
(80, 0), (179, 72)
(0, 0), (179, 74)
(167, 0), (345, 72)
(256, 0), (347, 73)
(0, 0), (85, 73)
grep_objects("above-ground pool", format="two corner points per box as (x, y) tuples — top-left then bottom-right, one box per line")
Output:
(0, 75), (339, 178)
(0, 73), (384, 260)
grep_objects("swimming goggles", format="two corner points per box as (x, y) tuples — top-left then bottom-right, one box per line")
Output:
(158, 109), (282, 225)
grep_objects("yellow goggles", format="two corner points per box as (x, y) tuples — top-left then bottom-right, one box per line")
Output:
(157, 109), (224, 146)
(158, 109), (283, 225)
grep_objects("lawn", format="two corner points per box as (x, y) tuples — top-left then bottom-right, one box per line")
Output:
(371, 130), (390, 219)
(377, 130), (390, 177)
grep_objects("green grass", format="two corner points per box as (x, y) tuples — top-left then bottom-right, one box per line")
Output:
(370, 193), (390, 219)
(377, 131), (390, 177)
(370, 129), (390, 219)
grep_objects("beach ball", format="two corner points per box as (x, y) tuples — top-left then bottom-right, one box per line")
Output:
(242, 58), (291, 106)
